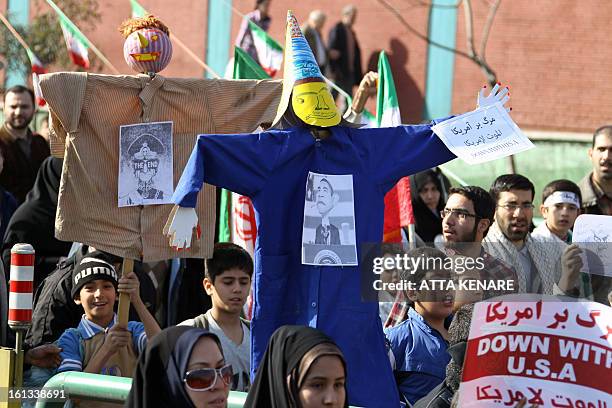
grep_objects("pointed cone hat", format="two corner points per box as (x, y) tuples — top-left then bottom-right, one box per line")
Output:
(271, 11), (341, 128)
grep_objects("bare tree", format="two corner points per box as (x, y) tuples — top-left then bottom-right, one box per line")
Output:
(376, 0), (515, 172)
(376, 0), (502, 87)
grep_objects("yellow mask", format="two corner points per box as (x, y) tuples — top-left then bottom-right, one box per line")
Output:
(291, 81), (341, 127)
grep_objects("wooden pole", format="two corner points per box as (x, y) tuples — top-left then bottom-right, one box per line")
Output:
(0, 12), (33, 55)
(117, 258), (134, 328)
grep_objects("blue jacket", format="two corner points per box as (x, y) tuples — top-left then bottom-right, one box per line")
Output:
(173, 124), (455, 408)
(385, 308), (451, 405)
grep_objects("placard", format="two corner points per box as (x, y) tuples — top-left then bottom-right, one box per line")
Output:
(459, 296), (612, 407)
(432, 103), (534, 164)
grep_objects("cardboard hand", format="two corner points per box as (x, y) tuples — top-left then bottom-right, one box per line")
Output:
(163, 205), (201, 251)
(477, 83), (510, 112)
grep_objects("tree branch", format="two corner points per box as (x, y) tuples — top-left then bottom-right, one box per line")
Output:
(377, 0), (500, 86)
(479, 0), (501, 59)
(376, 0), (472, 59)
(463, 0), (476, 59)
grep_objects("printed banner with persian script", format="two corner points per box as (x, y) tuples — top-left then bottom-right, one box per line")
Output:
(459, 296), (611, 407)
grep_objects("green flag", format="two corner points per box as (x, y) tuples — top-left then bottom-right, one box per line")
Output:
(376, 51), (401, 127)
(247, 20), (283, 76)
(233, 46), (271, 80)
(217, 47), (271, 242)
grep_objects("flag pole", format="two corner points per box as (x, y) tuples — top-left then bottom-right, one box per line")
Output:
(45, 0), (120, 74)
(0, 12), (34, 55)
(131, 0), (219, 78)
(171, 35), (220, 78)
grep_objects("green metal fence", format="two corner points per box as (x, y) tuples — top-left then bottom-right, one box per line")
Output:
(34, 372), (248, 408)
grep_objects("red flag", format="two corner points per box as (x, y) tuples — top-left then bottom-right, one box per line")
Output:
(26, 50), (47, 75)
(383, 176), (414, 242)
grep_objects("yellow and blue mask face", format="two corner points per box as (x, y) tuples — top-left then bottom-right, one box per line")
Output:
(272, 11), (340, 128)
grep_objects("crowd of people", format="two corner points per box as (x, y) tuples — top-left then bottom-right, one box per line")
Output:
(0, 3), (610, 408)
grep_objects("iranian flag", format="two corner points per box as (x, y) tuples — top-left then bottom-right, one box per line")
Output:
(377, 51), (415, 243)
(26, 49), (46, 75)
(31, 73), (46, 107)
(217, 47), (270, 250)
(59, 16), (89, 68)
(248, 20), (283, 77)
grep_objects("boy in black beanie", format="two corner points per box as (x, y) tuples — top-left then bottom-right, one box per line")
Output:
(56, 254), (160, 381)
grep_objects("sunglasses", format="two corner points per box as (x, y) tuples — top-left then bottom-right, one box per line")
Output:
(184, 364), (233, 392)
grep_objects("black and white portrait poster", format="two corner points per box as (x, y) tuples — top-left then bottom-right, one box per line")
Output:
(302, 172), (358, 266)
(118, 121), (173, 207)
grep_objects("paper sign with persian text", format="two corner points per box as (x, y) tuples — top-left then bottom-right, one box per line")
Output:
(431, 102), (534, 164)
(572, 214), (612, 277)
(459, 295), (612, 408)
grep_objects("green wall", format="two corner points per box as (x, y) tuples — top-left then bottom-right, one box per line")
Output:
(422, 0), (458, 120)
(205, 0), (232, 78)
(5, 0), (30, 87)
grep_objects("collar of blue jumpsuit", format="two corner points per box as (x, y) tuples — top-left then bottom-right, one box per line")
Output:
(77, 313), (118, 340)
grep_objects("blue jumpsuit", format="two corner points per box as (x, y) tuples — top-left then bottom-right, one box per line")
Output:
(173, 124), (456, 407)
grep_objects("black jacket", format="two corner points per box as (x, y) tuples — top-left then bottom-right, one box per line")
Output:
(328, 22), (362, 86)
(25, 249), (83, 349)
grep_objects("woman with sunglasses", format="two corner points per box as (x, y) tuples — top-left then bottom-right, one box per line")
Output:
(245, 325), (348, 408)
(126, 326), (233, 408)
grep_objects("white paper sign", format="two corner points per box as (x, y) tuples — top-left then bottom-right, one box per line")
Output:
(301, 172), (358, 266)
(431, 102), (534, 164)
(459, 296), (612, 408)
(118, 121), (174, 207)
(572, 214), (612, 277)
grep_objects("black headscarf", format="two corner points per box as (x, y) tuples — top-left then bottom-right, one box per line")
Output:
(2, 157), (71, 287)
(410, 169), (449, 244)
(125, 326), (223, 408)
(244, 325), (348, 408)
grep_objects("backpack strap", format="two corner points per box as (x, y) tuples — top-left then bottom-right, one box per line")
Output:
(240, 317), (250, 330)
(193, 314), (210, 330)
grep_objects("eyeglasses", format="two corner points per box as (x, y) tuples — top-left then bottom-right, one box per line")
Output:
(497, 203), (535, 212)
(184, 364), (233, 392)
(440, 208), (477, 220)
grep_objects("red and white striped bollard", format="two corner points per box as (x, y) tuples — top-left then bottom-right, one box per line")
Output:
(8, 243), (35, 330)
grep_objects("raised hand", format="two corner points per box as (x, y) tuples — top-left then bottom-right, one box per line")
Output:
(477, 82), (510, 112)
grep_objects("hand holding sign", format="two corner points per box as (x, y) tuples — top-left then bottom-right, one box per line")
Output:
(432, 84), (533, 164)
(163, 205), (201, 250)
(477, 83), (510, 111)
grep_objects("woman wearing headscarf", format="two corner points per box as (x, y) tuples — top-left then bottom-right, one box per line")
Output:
(126, 326), (232, 408)
(2, 157), (72, 289)
(245, 325), (348, 408)
(410, 168), (451, 245)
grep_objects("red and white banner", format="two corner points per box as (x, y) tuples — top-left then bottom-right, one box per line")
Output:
(459, 296), (612, 407)
(230, 192), (257, 257)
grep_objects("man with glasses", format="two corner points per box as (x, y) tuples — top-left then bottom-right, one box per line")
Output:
(441, 186), (517, 307)
(483, 174), (582, 295)
(384, 186), (517, 327)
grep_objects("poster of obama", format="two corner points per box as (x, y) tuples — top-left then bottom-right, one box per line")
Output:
(302, 172), (357, 266)
(119, 121), (173, 207)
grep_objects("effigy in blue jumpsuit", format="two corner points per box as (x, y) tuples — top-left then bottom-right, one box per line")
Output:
(172, 123), (456, 407)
